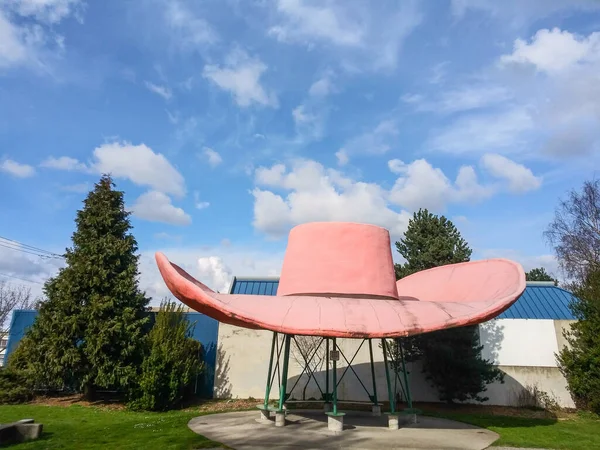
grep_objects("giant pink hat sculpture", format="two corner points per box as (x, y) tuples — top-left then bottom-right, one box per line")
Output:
(156, 222), (526, 338)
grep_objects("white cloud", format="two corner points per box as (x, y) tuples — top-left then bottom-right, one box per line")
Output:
(309, 74), (334, 97)
(410, 85), (513, 114)
(480, 153), (542, 193)
(131, 190), (191, 226)
(335, 149), (349, 166)
(6, 0), (83, 24)
(138, 244), (285, 302)
(388, 159), (493, 211)
(451, 0), (600, 28)
(193, 191), (209, 210)
(42, 142), (186, 196)
(166, 110), (179, 124)
(500, 28), (600, 74)
(268, 0), (422, 70)
(387, 159), (405, 174)
(269, 0), (363, 46)
(91, 142), (186, 197)
(429, 107), (534, 155)
(164, 0), (217, 48)
(144, 81), (172, 100)
(339, 119), (399, 157)
(202, 147), (222, 167)
(203, 49), (277, 108)
(0, 241), (65, 299)
(292, 103), (325, 142)
(40, 156), (87, 171)
(478, 248), (559, 279)
(0, 0), (82, 71)
(0, 159), (35, 177)
(197, 256), (232, 293)
(252, 159), (412, 239)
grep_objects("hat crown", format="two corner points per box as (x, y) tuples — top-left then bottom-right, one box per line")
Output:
(277, 222), (399, 300)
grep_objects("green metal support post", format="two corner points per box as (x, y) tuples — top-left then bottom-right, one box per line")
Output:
(368, 339), (379, 406)
(332, 337), (338, 415)
(263, 332), (277, 409)
(278, 334), (292, 411)
(382, 338), (395, 413)
(325, 338), (330, 404)
(399, 339), (413, 410)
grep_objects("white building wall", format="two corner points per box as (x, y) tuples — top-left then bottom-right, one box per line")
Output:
(479, 319), (559, 367)
(214, 319), (576, 408)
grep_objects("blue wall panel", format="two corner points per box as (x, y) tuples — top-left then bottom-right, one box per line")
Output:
(4, 309), (219, 398)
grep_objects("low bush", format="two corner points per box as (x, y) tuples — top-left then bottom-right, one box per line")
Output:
(128, 301), (204, 411)
(0, 368), (33, 404)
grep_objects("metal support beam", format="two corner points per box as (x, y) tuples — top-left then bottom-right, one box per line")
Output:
(332, 337), (338, 415)
(399, 338), (413, 410)
(278, 334), (292, 411)
(382, 338), (395, 413)
(368, 339), (379, 405)
(324, 338), (330, 403)
(263, 332), (277, 409)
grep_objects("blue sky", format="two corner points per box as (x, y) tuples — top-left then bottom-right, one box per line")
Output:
(1, 0), (600, 301)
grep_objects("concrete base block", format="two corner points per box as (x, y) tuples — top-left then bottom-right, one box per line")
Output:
(399, 413), (418, 425)
(327, 414), (344, 433)
(323, 403), (332, 413)
(15, 424), (43, 440)
(259, 409), (270, 422)
(274, 411), (286, 427)
(17, 419), (35, 424)
(387, 414), (399, 430)
(371, 405), (382, 416)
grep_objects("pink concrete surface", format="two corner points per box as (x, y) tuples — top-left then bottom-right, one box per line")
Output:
(155, 222), (526, 338)
(277, 223), (398, 299)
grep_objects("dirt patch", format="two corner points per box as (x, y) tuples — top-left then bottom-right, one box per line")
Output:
(29, 394), (125, 411)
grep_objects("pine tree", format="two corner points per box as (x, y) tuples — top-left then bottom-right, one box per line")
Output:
(10, 175), (149, 397)
(392, 209), (503, 403)
(526, 267), (558, 285)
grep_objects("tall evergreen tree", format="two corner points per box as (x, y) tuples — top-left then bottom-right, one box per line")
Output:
(10, 175), (149, 397)
(391, 209), (502, 403)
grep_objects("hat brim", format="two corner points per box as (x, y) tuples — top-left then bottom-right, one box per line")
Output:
(155, 252), (525, 338)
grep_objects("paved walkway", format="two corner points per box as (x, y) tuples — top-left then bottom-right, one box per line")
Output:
(188, 410), (500, 450)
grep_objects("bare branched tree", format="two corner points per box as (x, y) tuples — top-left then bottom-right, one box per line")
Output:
(291, 336), (325, 400)
(0, 281), (37, 331)
(544, 179), (600, 284)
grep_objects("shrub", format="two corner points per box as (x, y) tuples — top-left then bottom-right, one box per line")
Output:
(557, 269), (600, 414)
(0, 367), (33, 404)
(128, 301), (204, 411)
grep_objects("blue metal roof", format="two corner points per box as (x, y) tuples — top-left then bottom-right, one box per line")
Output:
(497, 283), (576, 320)
(227, 278), (577, 320)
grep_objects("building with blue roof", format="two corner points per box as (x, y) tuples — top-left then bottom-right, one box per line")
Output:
(217, 278), (579, 409)
(4, 279), (579, 408)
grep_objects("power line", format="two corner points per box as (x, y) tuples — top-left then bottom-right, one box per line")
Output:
(0, 272), (44, 285)
(0, 236), (64, 260)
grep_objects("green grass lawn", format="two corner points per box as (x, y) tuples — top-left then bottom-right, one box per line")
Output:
(0, 404), (227, 449)
(1, 403), (599, 449)
(429, 411), (600, 450)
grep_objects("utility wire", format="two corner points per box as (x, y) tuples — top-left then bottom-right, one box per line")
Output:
(0, 236), (64, 260)
(0, 272), (44, 285)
